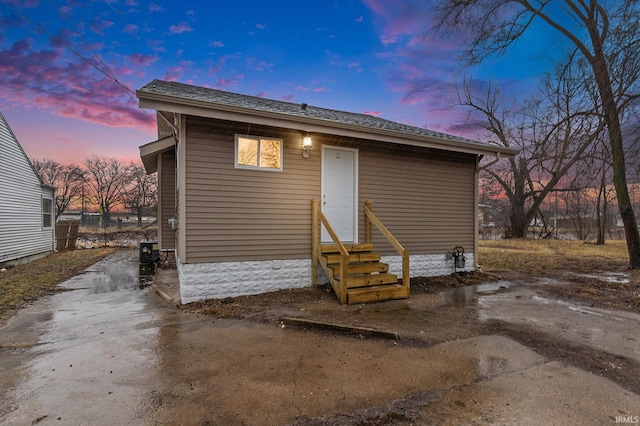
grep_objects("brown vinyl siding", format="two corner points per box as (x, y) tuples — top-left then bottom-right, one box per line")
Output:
(182, 116), (476, 263)
(158, 150), (176, 250)
(184, 119), (320, 262)
(359, 144), (476, 256)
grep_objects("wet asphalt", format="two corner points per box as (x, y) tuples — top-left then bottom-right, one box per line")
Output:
(1, 250), (639, 425)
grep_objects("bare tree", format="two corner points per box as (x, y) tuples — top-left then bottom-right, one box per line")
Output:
(121, 161), (158, 226)
(563, 175), (595, 240)
(468, 61), (601, 237)
(432, 1), (640, 266)
(586, 136), (617, 244)
(31, 158), (84, 220)
(84, 156), (128, 225)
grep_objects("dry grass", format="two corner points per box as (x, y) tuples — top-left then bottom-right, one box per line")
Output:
(0, 248), (115, 315)
(479, 239), (640, 312)
(479, 239), (629, 277)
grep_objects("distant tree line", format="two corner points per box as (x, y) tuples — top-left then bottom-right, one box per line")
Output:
(31, 156), (157, 226)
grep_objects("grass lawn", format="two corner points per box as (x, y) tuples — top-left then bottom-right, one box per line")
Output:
(479, 239), (630, 275)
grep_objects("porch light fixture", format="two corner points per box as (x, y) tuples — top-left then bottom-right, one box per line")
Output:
(302, 135), (312, 158)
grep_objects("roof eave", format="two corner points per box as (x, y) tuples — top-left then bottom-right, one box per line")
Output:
(137, 90), (517, 159)
(139, 135), (175, 174)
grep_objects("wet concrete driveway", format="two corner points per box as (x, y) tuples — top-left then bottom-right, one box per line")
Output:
(1, 250), (639, 425)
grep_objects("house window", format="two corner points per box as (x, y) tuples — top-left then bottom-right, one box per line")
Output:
(42, 198), (53, 228)
(235, 135), (283, 171)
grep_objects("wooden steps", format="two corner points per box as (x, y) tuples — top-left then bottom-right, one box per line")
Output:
(320, 243), (409, 304)
(347, 283), (409, 305)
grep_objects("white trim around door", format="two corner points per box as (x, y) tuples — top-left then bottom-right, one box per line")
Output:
(320, 145), (358, 243)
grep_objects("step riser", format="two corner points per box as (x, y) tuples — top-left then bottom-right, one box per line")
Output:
(321, 243), (374, 254)
(347, 284), (409, 305)
(344, 273), (398, 288)
(325, 253), (381, 264)
(332, 263), (388, 275)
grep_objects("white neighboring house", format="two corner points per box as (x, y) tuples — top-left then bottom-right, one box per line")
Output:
(0, 112), (55, 267)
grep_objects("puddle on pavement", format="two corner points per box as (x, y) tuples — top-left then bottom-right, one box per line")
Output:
(64, 250), (153, 293)
(568, 271), (631, 283)
(0, 250), (167, 425)
(438, 281), (518, 307)
(83, 270), (143, 294)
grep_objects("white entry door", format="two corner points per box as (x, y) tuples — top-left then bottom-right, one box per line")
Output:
(321, 147), (358, 243)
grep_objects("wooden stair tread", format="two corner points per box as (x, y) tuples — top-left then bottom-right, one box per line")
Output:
(316, 241), (409, 304)
(321, 243), (374, 254)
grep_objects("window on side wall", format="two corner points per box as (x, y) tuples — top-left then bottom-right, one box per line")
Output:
(42, 198), (53, 228)
(235, 135), (283, 171)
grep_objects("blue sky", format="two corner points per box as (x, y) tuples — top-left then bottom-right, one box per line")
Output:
(0, 0), (555, 162)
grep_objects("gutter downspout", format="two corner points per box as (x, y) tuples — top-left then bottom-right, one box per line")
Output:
(157, 111), (179, 135)
(479, 151), (502, 171)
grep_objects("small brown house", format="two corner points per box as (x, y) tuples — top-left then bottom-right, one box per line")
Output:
(137, 80), (516, 304)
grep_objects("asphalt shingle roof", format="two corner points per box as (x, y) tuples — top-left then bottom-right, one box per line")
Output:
(137, 80), (517, 157)
(138, 79), (495, 148)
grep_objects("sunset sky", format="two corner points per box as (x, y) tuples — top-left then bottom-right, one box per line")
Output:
(0, 0), (562, 164)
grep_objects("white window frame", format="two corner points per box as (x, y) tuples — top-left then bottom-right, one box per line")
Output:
(234, 134), (284, 171)
(42, 197), (53, 229)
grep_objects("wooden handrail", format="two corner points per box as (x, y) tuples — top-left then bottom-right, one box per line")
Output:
(318, 211), (349, 256)
(312, 199), (409, 304)
(364, 200), (410, 291)
(311, 199), (348, 303)
(365, 207), (405, 254)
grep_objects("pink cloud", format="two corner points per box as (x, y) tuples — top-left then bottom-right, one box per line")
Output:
(281, 94), (294, 102)
(209, 40), (224, 48)
(163, 68), (182, 81)
(363, 110), (383, 117)
(0, 37), (154, 132)
(246, 57), (273, 72)
(169, 22), (193, 35)
(356, 16), (364, 23)
(149, 2), (164, 12)
(347, 62), (359, 68)
(162, 60), (194, 81)
(59, 6), (71, 18)
(314, 87), (328, 93)
(89, 17), (114, 36)
(214, 76), (243, 89)
(146, 39), (165, 52)
(361, 0), (429, 38)
(380, 34), (399, 46)
(123, 24), (138, 36)
(128, 53), (157, 66)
